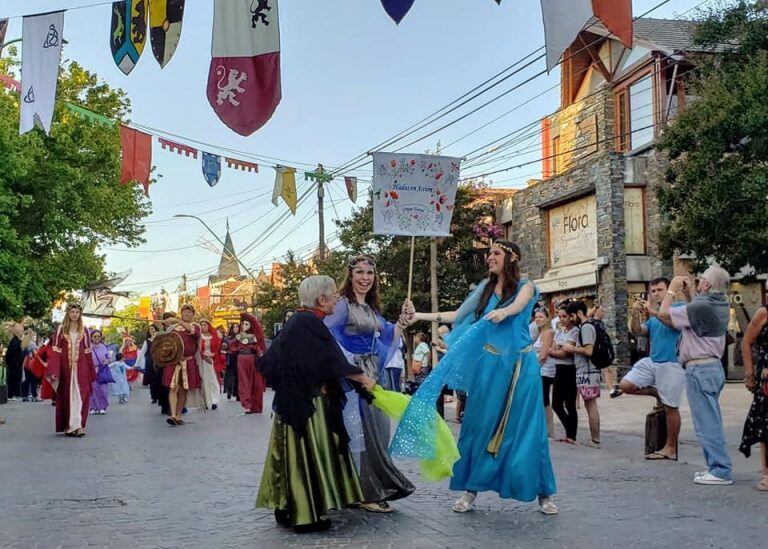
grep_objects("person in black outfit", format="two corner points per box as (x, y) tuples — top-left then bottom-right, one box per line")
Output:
(4, 324), (24, 401)
(548, 302), (579, 443)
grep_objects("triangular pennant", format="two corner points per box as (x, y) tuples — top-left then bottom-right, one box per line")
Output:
(202, 152), (222, 187)
(207, 0), (282, 136)
(149, 0), (185, 67)
(111, 1), (148, 75)
(20, 11), (65, 135)
(120, 126), (152, 196)
(381, 0), (415, 24)
(345, 176), (358, 203)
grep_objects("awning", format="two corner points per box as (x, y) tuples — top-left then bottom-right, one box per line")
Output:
(535, 260), (597, 294)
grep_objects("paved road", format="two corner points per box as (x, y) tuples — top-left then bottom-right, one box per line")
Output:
(0, 384), (764, 549)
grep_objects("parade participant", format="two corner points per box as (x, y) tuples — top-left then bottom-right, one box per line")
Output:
(120, 336), (139, 383)
(4, 323), (24, 401)
(622, 278), (685, 460)
(397, 240), (557, 515)
(46, 303), (95, 437)
(257, 275), (376, 532)
(222, 324), (241, 400)
(89, 330), (113, 415)
(109, 353), (132, 404)
(236, 313), (267, 414)
(739, 303), (768, 491)
(199, 319), (222, 411)
(325, 256), (414, 513)
(33, 338), (55, 405)
(214, 326), (227, 384)
(562, 300), (602, 447)
(21, 329), (40, 402)
(533, 308), (556, 439)
(657, 269), (733, 485)
(136, 324), (161, 404)
(162, 305), (202, 426)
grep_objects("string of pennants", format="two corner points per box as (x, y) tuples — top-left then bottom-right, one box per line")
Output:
(0, 72), (358, 212)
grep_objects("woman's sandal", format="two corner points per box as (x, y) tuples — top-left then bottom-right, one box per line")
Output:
(452, 492), (476, 513)
(359, 501), (394, 513)
(757, 475), (768, 492)
(538, 496), (559, 515)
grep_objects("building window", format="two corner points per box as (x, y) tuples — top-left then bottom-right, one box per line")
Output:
(616, 74), (655, 152)
(551, 136), (560, 174)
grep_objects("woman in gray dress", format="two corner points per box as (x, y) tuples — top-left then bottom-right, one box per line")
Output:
(325, 256), (415, 513)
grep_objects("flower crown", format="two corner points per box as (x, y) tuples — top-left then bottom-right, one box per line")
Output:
(348, 256), (376, 269)
(490, 240), (519, 262)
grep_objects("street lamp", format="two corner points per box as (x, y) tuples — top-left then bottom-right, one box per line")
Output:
(173, 214), (256, 280)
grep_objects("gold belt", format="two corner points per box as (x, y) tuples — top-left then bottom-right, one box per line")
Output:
(487, 346), (532, 457)
(169, 355), (195, 390)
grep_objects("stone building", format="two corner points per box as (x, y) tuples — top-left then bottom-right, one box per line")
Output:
(496, 18), (764, 374)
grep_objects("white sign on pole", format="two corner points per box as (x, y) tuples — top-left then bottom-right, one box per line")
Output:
(371, 152), (461, 236)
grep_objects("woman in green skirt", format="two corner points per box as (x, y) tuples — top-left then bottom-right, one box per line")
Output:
(257, 275), (376, 532)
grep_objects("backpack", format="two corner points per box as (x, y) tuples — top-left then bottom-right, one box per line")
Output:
(579, 320), (615, 369)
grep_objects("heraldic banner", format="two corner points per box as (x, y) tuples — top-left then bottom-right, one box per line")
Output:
(372, 152), (461, 237)
(207, 0), (282, 136)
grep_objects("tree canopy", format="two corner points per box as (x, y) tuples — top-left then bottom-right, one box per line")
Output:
(657, 1), (768, 273)
(0, 55), (150, 319)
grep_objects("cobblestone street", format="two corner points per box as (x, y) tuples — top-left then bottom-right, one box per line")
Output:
(0, 384), (764, 549)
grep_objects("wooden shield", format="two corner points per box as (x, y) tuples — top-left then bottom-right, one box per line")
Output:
(150, 331), (184, 368)
(111, 0), (148, 75)
(149, 0), (185, 68)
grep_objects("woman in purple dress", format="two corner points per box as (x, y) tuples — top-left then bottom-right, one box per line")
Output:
(89, 330), (112, 415)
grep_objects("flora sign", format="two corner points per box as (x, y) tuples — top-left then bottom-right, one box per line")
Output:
(371, 152), (461, 236)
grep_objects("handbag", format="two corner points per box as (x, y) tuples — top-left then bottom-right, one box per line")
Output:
(96, 364), (115, 385)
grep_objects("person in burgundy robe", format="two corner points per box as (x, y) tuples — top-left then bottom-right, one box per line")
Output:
(46, 303), (94, 437)
(236, 312), (267, 414)
(161, 305), (202, 426)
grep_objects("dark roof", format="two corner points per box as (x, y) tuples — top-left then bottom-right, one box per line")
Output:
(587, 17), (717, 53)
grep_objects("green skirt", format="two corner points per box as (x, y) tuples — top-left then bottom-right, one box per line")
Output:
(256, 396), (363, 526)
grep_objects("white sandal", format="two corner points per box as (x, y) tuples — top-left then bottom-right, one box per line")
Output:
(452, 492), (476, 513)
(538, 496), (558, 515)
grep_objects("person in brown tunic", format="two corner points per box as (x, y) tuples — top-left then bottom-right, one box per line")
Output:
(162, 304), (202, 426)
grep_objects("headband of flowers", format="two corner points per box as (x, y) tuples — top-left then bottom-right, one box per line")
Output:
(348, 256), (376, 269)
(490, 240), (519, 262)
(67, 302), (82, 310)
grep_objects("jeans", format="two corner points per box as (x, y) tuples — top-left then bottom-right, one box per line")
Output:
(685, 360), (732, 480)
(22, 369), (39, 399)
(383, 368), (402, 392)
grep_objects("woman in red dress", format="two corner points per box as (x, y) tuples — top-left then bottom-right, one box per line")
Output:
(46, 303), (95, 437)
(236, 313), (267, 414)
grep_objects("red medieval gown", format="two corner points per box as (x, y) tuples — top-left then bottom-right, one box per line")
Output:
(47, 328), (94, 433)
(162, 323), (202, 390)
(237, 314), (267, 413)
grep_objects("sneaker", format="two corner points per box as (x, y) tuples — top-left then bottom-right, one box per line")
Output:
(693, 470), (708, 479)
(22, 397), (29, 402)
(609, 389), (623, 399)
(538, 496), (559, 515)
(694, 472), (733, 486)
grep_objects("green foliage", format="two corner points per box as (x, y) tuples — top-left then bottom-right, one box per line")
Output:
(657, 1), (768, 272)
(0, 57), (151, 319)
(101, 302), (149, 345)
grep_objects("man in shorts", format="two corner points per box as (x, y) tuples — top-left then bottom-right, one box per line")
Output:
(620, 277), (684, 461)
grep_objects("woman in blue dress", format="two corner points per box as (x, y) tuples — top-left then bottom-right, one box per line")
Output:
(397, 240), (557, 515)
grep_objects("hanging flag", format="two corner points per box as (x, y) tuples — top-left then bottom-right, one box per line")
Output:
(345, 176), (358, 203)
(111, 0), (148, 75)
(207, 0), (282, 136)
(149, 0), (185, 67)
(380, 0), (415, 24)
(225, 157), (259, 172)
(120, 126), (152, 196)
(202, 152), (222, 187)
(0, 19), (9, 46)
(138, 296), (152, 319)
(540, 0), (633, 71)
(20, 11), (65, 135)
(65, 103), (116, 127)
(272, 166), (297, 214)
(158, 137), (198, 158)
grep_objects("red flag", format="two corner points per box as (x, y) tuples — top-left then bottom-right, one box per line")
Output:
(207, 0), (281, 136)
(120, 126), (152, 196)
(593, 0), (633, 48)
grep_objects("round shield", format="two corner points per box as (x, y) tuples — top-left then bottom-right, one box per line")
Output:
(151, 331), (184, 368)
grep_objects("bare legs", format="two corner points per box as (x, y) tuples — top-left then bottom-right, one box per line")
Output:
(168, 386), (187, 423)
(545, 405), (555, 438)
(583, 397), (600, 444)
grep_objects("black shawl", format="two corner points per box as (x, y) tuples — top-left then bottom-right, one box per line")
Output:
(260, 310), (363, 437)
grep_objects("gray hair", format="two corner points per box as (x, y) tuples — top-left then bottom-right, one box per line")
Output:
(298, 275), (337, 308)
(702, 266), (730, 293)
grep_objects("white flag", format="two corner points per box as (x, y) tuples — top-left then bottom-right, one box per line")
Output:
(371, 152), (461, 237)
(20, 11), (65, 135)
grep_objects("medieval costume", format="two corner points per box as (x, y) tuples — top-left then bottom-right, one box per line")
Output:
(121, 336), (140, 383)
(325, 298), (415, 507)
(110, 358), (131, 402)
(223, 325), (241, 400)
(391, 279), (557, 505)
(214, 327), (227, 384)
(47, 305), (95, 436)
(89, 330), (112, 414)
(199, 319), (222, 410)
(136, 326), (162, 405)
(236, 313), (267, 414)
(257, 309), (364, 530)
(162, 310), (202, 425)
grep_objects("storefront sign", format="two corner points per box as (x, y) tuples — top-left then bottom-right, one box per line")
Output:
(548, 195), (597, 267)
(624, 187), (645, 254)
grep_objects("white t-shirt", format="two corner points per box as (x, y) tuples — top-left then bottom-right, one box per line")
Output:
(413, 342), (430, 363)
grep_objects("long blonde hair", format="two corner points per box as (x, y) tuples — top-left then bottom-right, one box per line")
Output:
(61, 304), (84, 336)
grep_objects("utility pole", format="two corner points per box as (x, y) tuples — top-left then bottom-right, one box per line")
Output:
(316, 164), (327, 261)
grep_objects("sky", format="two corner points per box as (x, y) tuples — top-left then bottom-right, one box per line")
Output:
(1, 0), (708, 296)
